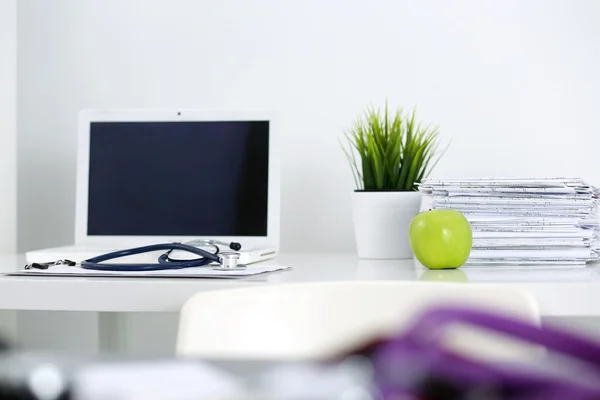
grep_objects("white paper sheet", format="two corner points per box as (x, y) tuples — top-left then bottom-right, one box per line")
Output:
(473, 231), (594, 238)
(473, 239), (590, 248)
(469, 248), (594, 259)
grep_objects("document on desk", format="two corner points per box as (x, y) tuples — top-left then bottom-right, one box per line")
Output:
(419, 177), (600, 266)
(9, 264), (291, 279)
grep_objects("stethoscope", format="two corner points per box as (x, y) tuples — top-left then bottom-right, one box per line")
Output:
(79, 240), (247, 272)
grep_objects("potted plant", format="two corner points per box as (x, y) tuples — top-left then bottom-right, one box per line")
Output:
(341, 102), (446, 259)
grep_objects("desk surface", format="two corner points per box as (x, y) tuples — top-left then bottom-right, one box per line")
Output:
(0, 253), (598, 316)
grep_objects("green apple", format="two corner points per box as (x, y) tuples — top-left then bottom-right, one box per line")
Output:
(409, 209), (472, 269)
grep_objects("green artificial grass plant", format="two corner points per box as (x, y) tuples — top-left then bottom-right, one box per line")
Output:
(341, 102), (446, 191)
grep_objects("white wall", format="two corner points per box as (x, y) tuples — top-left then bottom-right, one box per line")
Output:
(18, 0), (600, 254)
(0, 0), (18, 344)
(15, 0), (600, 356)
(0, 0), (17, 252)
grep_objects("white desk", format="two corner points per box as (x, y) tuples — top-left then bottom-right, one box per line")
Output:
(0, 253), (599, 317)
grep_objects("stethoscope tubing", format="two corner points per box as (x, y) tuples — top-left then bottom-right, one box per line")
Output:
(81, 243), (220, 272)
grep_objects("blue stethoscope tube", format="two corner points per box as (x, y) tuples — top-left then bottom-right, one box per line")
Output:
(80, 243), (220, 272)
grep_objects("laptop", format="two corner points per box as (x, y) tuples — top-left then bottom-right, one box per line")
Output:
(25, 109), (281, 265)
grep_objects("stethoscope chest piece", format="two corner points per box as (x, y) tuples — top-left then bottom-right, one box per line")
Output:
(212, 252), (247, 271)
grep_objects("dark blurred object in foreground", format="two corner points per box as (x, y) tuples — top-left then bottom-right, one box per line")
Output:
(364, 306), (600, 400)
(2, 307), (600, 399)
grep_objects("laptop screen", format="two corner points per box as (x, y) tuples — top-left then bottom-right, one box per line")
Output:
(87, 121), (270, 236)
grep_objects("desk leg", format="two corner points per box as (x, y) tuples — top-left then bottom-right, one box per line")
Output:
(98, 312), (128, 355)
(0, 311), (17, 346)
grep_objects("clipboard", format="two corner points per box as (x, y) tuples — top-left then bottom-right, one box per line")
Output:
(8, 264), (292, 279)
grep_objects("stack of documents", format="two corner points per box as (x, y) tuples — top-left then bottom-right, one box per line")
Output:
(418, 178), (600, 266)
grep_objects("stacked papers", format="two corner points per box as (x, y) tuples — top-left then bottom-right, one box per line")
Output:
(418, 178), (600, 266)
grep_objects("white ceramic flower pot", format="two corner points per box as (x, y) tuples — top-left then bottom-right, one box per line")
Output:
(352, 191), (422, 259)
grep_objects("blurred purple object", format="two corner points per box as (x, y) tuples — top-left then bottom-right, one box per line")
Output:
(367, 306), (600, 400)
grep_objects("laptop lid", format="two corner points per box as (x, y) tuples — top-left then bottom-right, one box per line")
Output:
(74, 109), (280, 250)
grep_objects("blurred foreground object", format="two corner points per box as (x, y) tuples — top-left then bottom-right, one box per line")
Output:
(362, 306), (600, 399)
(176, 282), (539, 361)
(2, 306), (600, 399)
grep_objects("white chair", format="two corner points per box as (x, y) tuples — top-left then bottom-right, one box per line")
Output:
(176, 281), (540, 361)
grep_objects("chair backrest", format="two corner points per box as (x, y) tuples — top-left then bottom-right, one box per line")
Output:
(176, 281), (540, 361)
